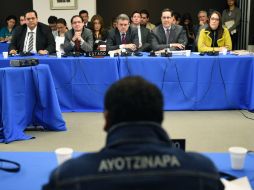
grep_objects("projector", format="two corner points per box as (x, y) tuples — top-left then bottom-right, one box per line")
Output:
(10, 58), (39, 67)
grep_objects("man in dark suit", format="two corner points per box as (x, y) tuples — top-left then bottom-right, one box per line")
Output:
(106, 14), (139, 51)
(64, 15), (93, 53)
(151, 8), (187, 51)
(131, 11), (151, 52)
(9, 10), (55, 55)
(79, 10), (92, 29)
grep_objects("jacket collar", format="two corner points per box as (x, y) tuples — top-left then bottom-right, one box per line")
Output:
(105, 121), (172, 149)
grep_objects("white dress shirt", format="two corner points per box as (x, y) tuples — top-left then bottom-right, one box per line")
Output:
(23, 26), (37, 53)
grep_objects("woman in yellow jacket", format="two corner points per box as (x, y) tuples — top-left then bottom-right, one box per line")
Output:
(198, 11), (232, 52)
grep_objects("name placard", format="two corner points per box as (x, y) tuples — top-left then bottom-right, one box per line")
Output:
(86, 51), (108, 57)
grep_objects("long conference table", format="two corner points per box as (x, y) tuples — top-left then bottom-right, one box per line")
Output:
(0, 53), (254, 112)
(0, 152), (253, 190)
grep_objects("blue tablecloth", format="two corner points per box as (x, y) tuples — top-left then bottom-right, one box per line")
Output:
(0, 42), (9, 53)
(0, 65), (66, 143)
(0, 54), (254, 111)
(0, 152), (253, 190)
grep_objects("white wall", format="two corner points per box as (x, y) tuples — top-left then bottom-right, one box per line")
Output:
(33, 0), (96, 28)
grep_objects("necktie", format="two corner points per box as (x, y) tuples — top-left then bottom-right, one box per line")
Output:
(166, 29), (170, 44)
(74, 39), (81, 52)
(121, 33), (126, 44)
(27, 32), (34, 52)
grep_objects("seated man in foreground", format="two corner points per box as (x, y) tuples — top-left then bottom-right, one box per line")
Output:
(43, 76), (224, 190)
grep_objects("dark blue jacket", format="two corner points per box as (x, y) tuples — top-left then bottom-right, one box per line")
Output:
(43, 122), (224, 190)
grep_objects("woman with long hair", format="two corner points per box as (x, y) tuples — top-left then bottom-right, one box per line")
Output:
(90, 14), (108, 50)
(198, 11), (232, 52)
(0, 15), (17, 42)
(222, 0), (241, 50)
(55, 18), (68, 53)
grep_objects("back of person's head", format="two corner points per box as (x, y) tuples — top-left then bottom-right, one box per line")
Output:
(48, 16), (57, 24)
(104, 76), (163, 130)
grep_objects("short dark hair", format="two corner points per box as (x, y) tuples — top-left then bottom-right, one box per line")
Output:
(48, 16), (58, 24)
(79, 10), (89, 16)
(104, 76), (164, 127)
(140, 9), (150, 18)
(172, 12), (181, 21)
(131, 10), (140, 18)
(5, 15), (17, 23)
(25, 10), (38, 18)
(56, 18), (67, 26)
(161, 8), (174, 16)
(70, 15), (83, 23)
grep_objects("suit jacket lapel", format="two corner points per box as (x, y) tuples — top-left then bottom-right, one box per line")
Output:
(20, 27), (27, 51)
(140, 27), (145, 43)
(36, 25), (40, 51)
(125, 28), (131, 43)
(159, 25), (166, 44)
(115, 29), (121, 45)
(169, 25), (176, 44)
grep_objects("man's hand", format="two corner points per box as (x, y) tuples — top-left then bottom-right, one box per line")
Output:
(170, 43), (185, 50)
(199, 21), (205, 26)
(72, 31), (82, 42)
(9, 49), (17, 55)
(124, 44), (137, 51)
(38, 50), (48, 55)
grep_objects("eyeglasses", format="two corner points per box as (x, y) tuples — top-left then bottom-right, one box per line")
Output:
(26, 17), (36, 21)
(162, 16), (172, 19)
(210, 17), (219, 21)
(72, 21), (83, 24)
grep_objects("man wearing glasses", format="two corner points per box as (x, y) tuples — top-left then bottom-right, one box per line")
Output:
(63, 15), (93, 54)
(9, 10), (55, 55)
(151, 8), (187, 51)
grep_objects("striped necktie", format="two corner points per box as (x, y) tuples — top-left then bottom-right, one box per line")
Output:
(27, 32), (34, 52)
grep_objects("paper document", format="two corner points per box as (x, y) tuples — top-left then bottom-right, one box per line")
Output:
(224, 20), (236, 35)
(221, 177), (252, 190)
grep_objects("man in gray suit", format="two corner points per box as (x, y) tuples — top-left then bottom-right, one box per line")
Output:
(106, 14), (139, 51)
(64, 15), (93, 53)
(131, 11), (151, 52)
(151, 8), (187, 51)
